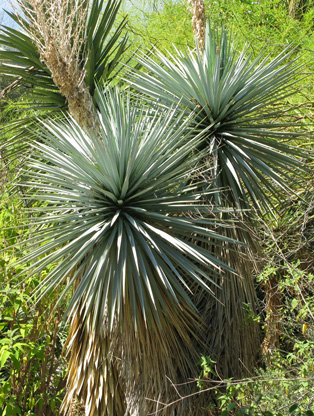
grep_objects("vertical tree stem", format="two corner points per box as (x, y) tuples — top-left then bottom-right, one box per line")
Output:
(188, 0), (206, 54)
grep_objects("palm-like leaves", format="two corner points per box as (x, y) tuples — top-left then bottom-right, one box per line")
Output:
(128, 22), (306, 213)
(17, 89), (242, 414)
(126, 22), (309, 379)
(18, 89), (237, 332)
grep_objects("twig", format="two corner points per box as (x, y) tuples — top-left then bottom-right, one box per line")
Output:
(0, 66), (35, 100)
(0, 78), (21, 100)
(147, 376), (314, 415)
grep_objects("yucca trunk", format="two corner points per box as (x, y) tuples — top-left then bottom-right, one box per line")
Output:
(62, 302), (216, 415)
(117, 308), (204, 415)
(190, 207), (260, 380)
(61, 310), (126, 416)
(205, 228), (260, 379)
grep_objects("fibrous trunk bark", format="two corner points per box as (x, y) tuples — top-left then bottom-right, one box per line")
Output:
(198, 224), (260, 380)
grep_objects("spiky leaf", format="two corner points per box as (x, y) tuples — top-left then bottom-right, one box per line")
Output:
(128, 22), (307, 214)
(17, 88), (239, 332)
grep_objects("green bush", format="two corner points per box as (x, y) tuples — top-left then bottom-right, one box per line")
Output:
(0, 194), (68, 416)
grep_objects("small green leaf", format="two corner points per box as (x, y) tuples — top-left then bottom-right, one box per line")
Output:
(227, 402), (236, 412)
(10, 354), (21, 371)
(50, 399), (56, 412)
(4, 403), (21, 416)
(0, 338), (11, 345)
(0, 350), (10, 368)
(289, 404), (298, 413)
(291, 298), (299, 310)
(13, 343), (28, 351)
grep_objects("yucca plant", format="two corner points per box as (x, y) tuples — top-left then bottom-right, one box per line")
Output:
(0, 0), (129, 150)
(129, 22), (304, 213)
(16, 88), (241, 415)
(0, 0), (128, 105)
(127, 21), (307, 377)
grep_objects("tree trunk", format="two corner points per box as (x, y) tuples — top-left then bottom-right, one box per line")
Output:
(200, 225), (261, 379)
(289, 0), (308, 18)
